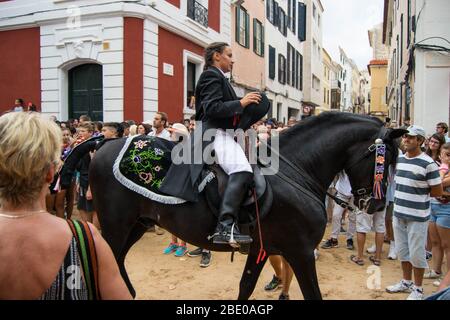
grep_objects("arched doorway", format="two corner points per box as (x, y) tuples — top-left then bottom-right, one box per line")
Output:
(69, 64), (103, 121)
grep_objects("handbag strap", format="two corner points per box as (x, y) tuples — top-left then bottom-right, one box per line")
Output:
(67, 219), (101, 300)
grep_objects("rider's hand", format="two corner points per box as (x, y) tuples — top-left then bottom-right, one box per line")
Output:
(240, 92), (262, 108)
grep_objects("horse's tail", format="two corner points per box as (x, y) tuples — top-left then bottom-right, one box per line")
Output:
(59, 136), (104, 190)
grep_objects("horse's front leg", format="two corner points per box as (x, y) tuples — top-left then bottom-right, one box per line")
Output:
(237, 246), (268, 300)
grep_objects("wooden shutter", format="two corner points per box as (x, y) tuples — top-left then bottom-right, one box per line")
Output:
(300, 53), (303, 90)
(269, 46), (276, 80)
(298, 2), (306, 42)
(235, 6), (240, 44)
(245, 11), (250, 48)
(253, 18), (257, 54)
(261, 25), (265, 57)
(274, 1), (279, 27)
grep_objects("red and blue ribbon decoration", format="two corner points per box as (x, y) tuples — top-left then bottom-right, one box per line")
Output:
(373, 143), (386, 200)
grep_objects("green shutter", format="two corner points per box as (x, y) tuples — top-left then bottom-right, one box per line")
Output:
(261, 25), (265, 57)
(300, 54), (303, 90)
(245, 12), (250, 48)
(253, 18), (257, 54)
(236, 6), (240, 44)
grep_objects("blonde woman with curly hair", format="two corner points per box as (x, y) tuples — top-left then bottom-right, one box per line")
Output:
(0, 112), (131, 300)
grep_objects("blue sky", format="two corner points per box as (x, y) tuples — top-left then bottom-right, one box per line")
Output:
(321, 0), (384, 70)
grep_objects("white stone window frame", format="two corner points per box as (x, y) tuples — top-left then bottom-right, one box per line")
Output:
(183, 50), (204, 116)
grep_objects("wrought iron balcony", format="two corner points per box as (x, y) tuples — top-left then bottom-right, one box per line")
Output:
(187, 0), (208, 28)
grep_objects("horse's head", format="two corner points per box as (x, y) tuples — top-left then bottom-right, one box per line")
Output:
(344, 127), (407, 214)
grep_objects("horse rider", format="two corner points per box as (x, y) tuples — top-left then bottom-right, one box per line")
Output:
(160, 42), (268, 247)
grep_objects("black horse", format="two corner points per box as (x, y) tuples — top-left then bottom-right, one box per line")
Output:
(70, 112), (405, 299)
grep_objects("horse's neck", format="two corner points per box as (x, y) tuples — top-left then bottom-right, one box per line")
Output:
(278, 123), (378, 194)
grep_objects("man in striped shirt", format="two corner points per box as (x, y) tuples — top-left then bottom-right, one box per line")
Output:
(386, 125), (443, 300)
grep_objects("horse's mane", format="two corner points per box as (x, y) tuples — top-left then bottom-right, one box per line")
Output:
(280, 112), (383, 142)
(274, 112), (385, 180)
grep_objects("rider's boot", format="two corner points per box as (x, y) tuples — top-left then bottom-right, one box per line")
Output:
(211, 171), (253, 247)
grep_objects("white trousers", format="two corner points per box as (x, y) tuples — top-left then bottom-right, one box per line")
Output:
(213, 129), (252, 175)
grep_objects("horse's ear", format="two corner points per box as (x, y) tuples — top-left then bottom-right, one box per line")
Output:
(386, 128), (408, 141)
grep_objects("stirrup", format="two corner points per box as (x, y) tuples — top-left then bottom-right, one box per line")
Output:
(229, 223), (239, 248)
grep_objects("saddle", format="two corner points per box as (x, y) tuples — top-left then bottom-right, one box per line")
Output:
(199, 164), (273, 227)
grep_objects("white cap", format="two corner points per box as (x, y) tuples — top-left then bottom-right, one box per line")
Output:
(406, 125), (426, 138)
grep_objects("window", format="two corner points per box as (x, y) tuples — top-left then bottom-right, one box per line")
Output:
(277, 103), (282, 122)
(313, 75), (320, 91)
(269, 46), (276, 80)
(287, 0), (296, 33)
(186, 62), (196, 108)
(287, 44), (292, 86)
(313, 39), (317, 57)
(286, 44), (302, 89)
(296, 51), (303, 90)
(278, 54), (286, 84)
(278, 8), (287, 36)
(273, 1), (279, 27)
(187, 0), (208, 28)
(267, 99), (273, 118)
(313, 4), (317, 20)
(291, 45), (296, 87)
(396, 35), (399, 77)
(324, 88), (326, 103)
(298, 54), (303, 90)
(400, 14), (404, 66)
(318, 14), (321, 28)
(236, 6), (250, 48)
(253, 19), (264, 56)
(266, 0), (274, 24)
(407, 0), (411, 46)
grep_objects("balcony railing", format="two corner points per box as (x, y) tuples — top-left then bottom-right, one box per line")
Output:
(187, 0), (208, 28)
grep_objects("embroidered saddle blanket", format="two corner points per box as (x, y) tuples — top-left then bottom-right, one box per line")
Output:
(113, 135), (189, 204)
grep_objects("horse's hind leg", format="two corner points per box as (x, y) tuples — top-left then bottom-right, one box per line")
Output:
(285, 249), (322, 300)
(116, 219), (148, 298)
(95, 191), (142, 298)
(237, 248), (268, 300)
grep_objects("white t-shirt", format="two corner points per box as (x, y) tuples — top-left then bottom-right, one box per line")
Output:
(149, 128), (171, 141)
(335, 172), (353, 197)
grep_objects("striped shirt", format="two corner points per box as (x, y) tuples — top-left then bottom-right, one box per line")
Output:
(394, 153), (441, 221)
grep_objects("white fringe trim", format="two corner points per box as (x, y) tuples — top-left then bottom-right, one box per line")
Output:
(198, 171), (216, 193)
(113, 136), (187, 205)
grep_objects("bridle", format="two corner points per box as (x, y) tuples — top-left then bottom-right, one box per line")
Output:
(342, 126), (389, 211)
(259, 126), (391, 212)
